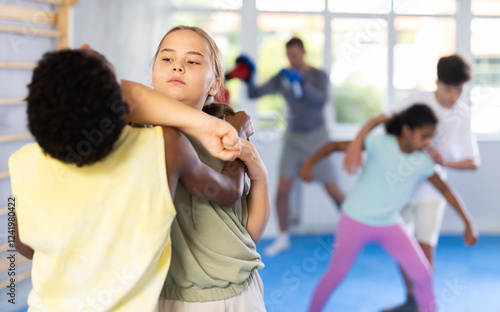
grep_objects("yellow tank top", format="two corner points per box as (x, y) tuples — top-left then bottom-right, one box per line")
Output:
(9, 126), (175, 312)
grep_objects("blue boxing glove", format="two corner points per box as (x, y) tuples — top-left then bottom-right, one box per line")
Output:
(280, 68), (303, 98)
(280, 68), (302, 82)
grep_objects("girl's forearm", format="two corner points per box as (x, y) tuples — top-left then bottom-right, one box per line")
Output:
(246, 177), (271, 243)
(354, 114), (387, 144)
(442, 187), (473, 226)
(306, 142), (337, 166)
(306, 141), (351, 166)
(429, 174), (473, 226)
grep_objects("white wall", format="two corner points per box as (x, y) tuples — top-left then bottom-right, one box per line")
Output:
(443, 141), (500, 234)
(73, 0), (175, 85)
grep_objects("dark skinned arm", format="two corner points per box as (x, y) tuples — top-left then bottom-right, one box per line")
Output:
(164, 109), (253, 208)
(299, 141), (353, 183)
(164, 127), (244, 208)
(427, 173), (478, 246)
(343, 113), (388, 174)
(13, 211), (34, 260)
(209, 111), (254, 207)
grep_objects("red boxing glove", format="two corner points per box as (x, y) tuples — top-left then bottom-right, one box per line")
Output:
(225, 55), (255, 82)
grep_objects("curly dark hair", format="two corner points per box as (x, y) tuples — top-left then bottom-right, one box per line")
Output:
(385, 103), (438, 135)
(27, 49), (126, 166)
(437, 54), (471, 85)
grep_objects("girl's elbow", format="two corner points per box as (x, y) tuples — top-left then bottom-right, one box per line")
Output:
(249, 230), (264, 244)
(252, 236), (262, 244)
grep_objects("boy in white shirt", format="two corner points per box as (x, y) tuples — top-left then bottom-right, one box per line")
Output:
(343, 54), (480, 312)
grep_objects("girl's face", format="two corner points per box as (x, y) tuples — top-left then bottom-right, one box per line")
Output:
(402, 124), (436, 151)
(152, 29), (219, 110)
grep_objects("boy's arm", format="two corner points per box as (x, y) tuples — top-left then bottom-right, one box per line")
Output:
(13, 212), (34, 260)
(299, 141), (352, 183)
(428, 148), (480, 170)
(444, 158), (480, 170)
(164, 111), (252, 207)
(121, 80), (240, 161)
(209, 110), (255, 207)
(343, 114), (388, 174)
(444, 112), (481, 170)
(238, 139), (270, 243)
(164, 127), (244, 208)
(428, 173), (478, 246)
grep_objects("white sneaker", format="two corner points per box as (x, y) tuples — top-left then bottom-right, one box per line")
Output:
(264, 233), (290, 257)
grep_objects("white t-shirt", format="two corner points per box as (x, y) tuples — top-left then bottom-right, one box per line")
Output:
(387, 91), (480, 204)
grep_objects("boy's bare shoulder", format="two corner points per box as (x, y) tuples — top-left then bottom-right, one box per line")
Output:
(161, 126), (189, 152)
(162, 126), (181, 139)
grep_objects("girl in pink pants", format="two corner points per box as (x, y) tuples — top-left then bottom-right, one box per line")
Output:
(308, 213), (434, 312)
(300, 104), (478, 312)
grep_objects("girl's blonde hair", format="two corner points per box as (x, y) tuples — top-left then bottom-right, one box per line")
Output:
(153, 25), (225, 106)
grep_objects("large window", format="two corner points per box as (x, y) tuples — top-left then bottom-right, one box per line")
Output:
(168, 0), (500, 138)
(162, 8), (243, 108)
(472, 0), (500, 15)
(255, 13), (324, 129)
(329, 0), (390, 14)
(257, 0), (325, 12)
(393, 0), (456, 15)
(331, 18), (387, 123)
(171, 0), (242, 10)
(470, 17), (500, 134)
(393, 17), (456, 103)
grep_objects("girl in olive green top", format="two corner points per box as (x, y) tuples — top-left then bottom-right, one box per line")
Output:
(151, 26), (271, 312)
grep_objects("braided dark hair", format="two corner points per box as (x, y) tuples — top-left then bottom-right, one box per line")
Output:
(202, 102), (235, 117)
(385, 104), (438, 135)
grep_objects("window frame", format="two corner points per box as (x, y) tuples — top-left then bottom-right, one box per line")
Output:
(169, 0), (500, 141)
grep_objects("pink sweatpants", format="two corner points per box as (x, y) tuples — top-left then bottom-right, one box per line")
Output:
(307, 213), (436, 312)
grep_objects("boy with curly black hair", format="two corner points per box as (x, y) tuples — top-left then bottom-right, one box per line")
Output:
(9, 48), (252, 311)
(26, 49), (125, 166)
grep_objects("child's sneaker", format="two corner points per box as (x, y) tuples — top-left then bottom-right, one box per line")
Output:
(264, 233), (290, 257)
(382, 295), (417, 312)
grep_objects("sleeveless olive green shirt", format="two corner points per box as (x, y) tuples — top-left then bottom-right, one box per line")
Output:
(160, 133), (264, 302)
